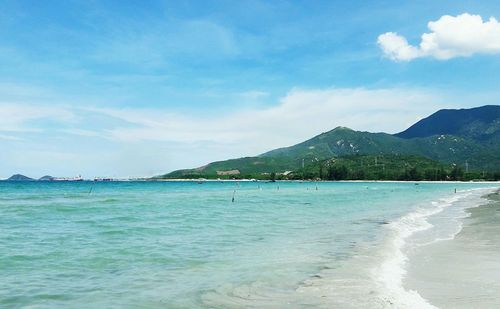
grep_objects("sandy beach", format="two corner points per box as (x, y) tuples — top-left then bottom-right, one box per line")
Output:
(405, 189), (500, 308)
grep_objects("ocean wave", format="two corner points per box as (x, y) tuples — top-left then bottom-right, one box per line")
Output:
(373, 188), (496, 308)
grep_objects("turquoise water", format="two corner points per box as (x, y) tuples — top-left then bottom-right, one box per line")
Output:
(0, 181), (497, 308)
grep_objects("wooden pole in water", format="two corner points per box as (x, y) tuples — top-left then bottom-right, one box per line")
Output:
(232, 190), (236, 202)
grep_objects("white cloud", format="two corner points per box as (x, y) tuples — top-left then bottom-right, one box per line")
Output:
(378, 13), (500, 61)
(0, 103), (75, 132)
(2, 88), (441, 146)
(91, 88), (441, 152)
(377, 32), (422, 61)
(2, 87), (469, 177)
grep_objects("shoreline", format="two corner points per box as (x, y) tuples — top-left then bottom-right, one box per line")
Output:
(287, 186), (500, 308)
(149, 178), (500, 184)
(3, 177), (499, 184)
(403, 188), (500, 308)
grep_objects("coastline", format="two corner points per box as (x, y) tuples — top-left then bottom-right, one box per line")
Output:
(404, 188), (500, 308)
(150, 178), (500, 184)
(4, 176), (499, 184)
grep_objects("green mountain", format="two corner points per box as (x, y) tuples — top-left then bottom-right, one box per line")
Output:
(158, 105), (500, 179)
(395, 105), (500, 140)
(259, 126), (499, 171)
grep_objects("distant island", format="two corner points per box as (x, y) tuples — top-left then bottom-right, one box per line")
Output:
(3, 175), (93, 182)
(2, 174), (122, 182)
(7, 174), (35, 181)
(155, 105), (500, 181)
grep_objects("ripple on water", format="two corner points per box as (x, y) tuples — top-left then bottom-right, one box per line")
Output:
(0, 181), (497, 308)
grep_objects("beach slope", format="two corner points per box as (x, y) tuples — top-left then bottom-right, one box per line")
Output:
(405, 189), (500, 308)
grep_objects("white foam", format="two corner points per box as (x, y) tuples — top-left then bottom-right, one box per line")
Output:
(372, 188), (496, 308)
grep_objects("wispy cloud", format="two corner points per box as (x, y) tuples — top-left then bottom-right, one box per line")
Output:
(0, 133), (24, 141)
(89, 18), (239, 66)
(0, 103), (75, 132)
(80, 87), (443, 149)
(378, 13), (500, 61)
(0, 86), (486, 178)
(0, 87), (442, 143)
(237, 90), (269, 100)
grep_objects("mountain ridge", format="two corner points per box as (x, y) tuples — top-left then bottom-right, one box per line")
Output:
(158, 105), (500, 179)
(395, 105), (500, 140)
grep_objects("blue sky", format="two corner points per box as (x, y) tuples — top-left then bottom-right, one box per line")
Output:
(1, 0), (500, 178)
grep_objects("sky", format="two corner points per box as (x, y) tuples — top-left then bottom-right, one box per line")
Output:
(1, 0), (500, 178)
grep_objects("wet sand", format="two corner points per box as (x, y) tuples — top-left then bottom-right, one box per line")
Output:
(405, 190), (500, 308)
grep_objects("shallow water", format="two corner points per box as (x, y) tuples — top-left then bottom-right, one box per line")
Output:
(0, 181), (497, 308)
(405, 190), (500, 308)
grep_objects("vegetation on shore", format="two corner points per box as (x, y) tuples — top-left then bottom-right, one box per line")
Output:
(290, 155), (500, 181)
(156, 106), (500, 181)
(156, 154), (500, 181)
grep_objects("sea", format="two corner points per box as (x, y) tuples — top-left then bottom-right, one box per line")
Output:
(0, 181), (498, 308)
